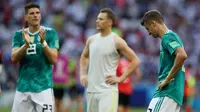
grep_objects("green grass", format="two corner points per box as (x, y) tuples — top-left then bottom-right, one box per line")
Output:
(0, 107), (11, 112)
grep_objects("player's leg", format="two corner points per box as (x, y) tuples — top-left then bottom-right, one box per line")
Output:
(31, 88), (54, 112)
(87, 92), (98, 112)
(12, 91), (34, 112)
(99, 91), (118, 112)
(53, 88), (65, 112)
(124, 94), (131, 112)
(118, 92), (126, 112)
(76, 84), (84, 112)
(147, 97), (181, 112)
(159, 97), (180, 112)
(68, 85), (77, 112)
(147, 97), (159, 112)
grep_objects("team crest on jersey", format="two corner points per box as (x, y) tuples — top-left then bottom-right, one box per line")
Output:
(30, 36), (34, 43)
(37, 35), (41, 42)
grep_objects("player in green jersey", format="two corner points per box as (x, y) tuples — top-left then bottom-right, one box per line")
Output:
(141, 10), (187, 112)
(11, 2), (59, 112)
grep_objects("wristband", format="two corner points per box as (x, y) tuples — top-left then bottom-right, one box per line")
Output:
(42, 41), (47, 47)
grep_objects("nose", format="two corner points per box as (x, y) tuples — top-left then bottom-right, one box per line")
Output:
(33, 14), (37, 18)
(96, 19), (99, 23)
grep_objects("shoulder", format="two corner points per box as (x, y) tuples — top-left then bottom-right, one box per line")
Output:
(13, 29), (24, 38)
(162, 31), (183, 48)
(14, 29), (23, 34)
(86, 33), (99, 45)
(113, 34), (127, 49)
(42, 26), (56, 33)
(42, 26), (54, 31)
(111, 32), (124, 42)
(163, 31), (179, 41)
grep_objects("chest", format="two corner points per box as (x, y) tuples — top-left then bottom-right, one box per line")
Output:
(21, 34), (45, 56)
(89, 37), (117, 57)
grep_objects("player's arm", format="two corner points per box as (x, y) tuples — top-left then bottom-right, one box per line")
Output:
(159, 38), (187, 90)
(11, 45), (29, 63)
(116, 37), (140, 83)
(11, 28), (31, 63)
(80, 37), (91, 77)
(43, 46), (58, 64)
(40, 29), (58, 64)
(80, 37), (91, 86)
(132, 67), (142, 88)
(166, 47), (187, 81)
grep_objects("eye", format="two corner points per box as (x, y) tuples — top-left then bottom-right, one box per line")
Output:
(29, 12), (34, 15)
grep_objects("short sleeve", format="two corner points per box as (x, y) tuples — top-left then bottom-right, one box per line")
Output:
(162, 35), (182, 55)
(12, 32), (21, 48)
(48, 29), (59, 49)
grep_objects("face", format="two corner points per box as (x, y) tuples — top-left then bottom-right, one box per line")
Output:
(143, 21), (159, 38)
(25, 8), (41, 26)
(96, 12), (112, 31)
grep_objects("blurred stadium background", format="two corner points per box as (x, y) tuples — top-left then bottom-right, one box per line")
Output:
(0, 0), (200, 112)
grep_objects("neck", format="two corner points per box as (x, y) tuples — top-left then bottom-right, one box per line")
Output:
(159, 24), (168, 38)
(28, 25), (40, 33)
(100, 28), (112, 37)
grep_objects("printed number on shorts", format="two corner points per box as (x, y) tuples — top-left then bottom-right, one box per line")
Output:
(43, 104), (52, 112)
(148, 108), (152, 112)
(26, 44), (36, 55)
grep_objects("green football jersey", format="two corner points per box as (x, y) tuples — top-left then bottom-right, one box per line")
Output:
(12, 26), (59, 92)
(153, 30), (185, 106)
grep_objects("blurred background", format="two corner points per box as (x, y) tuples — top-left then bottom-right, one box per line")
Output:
(0, 0), (200, 112)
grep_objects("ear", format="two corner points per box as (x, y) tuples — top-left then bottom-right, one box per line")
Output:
(152, 21), (157, 27)
(108, 19), (113, 26)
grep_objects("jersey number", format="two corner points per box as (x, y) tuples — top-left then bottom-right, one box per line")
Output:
(43, 104), (52, 112)
(148, 108), (152, 112)
(26, 44), (36, 55)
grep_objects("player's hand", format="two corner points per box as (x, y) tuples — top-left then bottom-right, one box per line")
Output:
(39, 28), (46, 43)
(80, 75), (88, 87)
(106, 75), (120, 85)
(22, 27), (31, 45)
(158, 78), (174, 90)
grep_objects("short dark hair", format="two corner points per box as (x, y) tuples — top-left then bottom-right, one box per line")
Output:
(141, 10), (164, 26)
(24, 2), (40, 14)
(100, 8), (116, 25)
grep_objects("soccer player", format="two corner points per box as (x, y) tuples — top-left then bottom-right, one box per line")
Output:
(117, 58), (141, 112)
(80, 8), (140, 112)
(11, 2), (59, 112)
(53, 53), (68, 112)
(140, 10), (187, 112)
(67, 58), (84, 112)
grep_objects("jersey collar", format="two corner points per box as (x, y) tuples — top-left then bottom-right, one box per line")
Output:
(27, 26), (45, 35)
(164, 30), (171, 35)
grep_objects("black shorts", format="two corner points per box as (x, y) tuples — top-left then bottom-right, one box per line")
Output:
(118, 92), (131, 107)
(53, 88), (65, 100)
(68, 84), (84, 99)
